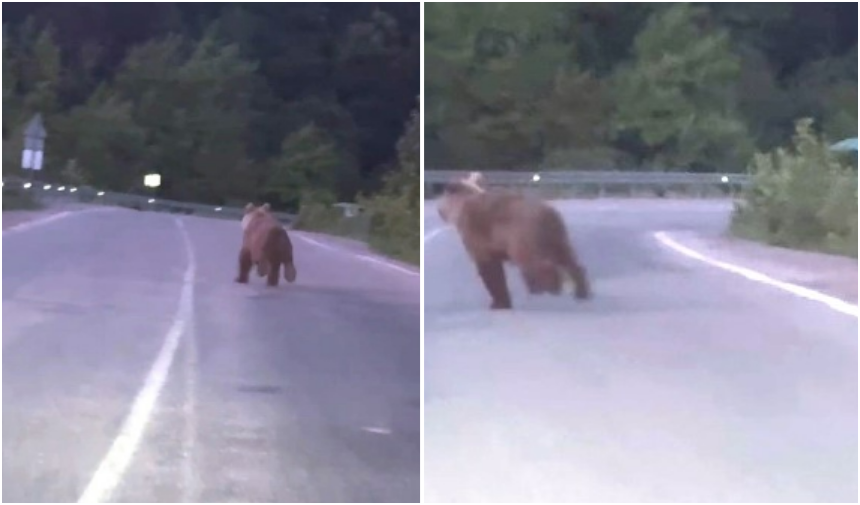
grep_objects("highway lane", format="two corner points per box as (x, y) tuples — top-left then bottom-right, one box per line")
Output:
(3, 208), (420, 503)
(423, 198), (858, 503)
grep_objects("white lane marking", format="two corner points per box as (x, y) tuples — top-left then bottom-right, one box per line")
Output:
(654, 231), (859, 318)
(423, 226), (448, 244)
(181, 297), (200, 502)
(362, 426), (392, 435)
(2, 207), (114, 234)
(78, 217), (197, 503)
(295, 233), (419, 277)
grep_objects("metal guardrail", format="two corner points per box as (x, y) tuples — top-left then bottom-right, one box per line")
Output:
(424, 170), (752, 185)
(2, 176), (298, 224)
(423, 169), (752, 198)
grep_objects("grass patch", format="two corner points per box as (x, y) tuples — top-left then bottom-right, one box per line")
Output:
(730, 211), (857, 258)
(292, 200), (418, 266)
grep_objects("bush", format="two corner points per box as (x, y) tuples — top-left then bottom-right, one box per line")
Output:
(731, 118), (857, 257)
(292, 200), (370, 241)
(290, 106), (420, 266)
(357, 190), (419, 265)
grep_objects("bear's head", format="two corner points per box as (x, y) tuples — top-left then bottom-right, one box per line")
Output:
(241, 202), (271, 231)
(437, 172), (485, 224)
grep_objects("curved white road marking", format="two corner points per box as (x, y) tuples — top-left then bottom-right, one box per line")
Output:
(654, 231), (859, 318)
(295, 233), (419, 277)
(423, 226), (448, 244)
(78, 217), (197, 503)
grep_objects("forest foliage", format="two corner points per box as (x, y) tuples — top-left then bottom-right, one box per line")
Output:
(425, 2), (857, 172)
(3, 3), (419, 209)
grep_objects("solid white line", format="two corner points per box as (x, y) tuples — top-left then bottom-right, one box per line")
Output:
(295, 233), (419, 277)
(2, 207), (113, 234)
(653, 231), (859, 318)
(77, 217), (197, 503)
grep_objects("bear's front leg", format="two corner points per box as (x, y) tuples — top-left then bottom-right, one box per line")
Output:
(476, 258), (512, 309)
(235, 247), (252, 284)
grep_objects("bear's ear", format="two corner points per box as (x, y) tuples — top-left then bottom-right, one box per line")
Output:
(261, 203), (271, 211)
(244, 202), (256, 213)
(465, 171), (483, 185)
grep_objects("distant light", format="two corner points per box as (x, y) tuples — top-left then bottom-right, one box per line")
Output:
(69, 187), (78, 193)
(58, 186), (66, 191)
(148, 198), (156, 204)
(721, 175), (729, 184)
(96, 191), (105, 197)
(532, 173), (541, 182)
(1, 182), (4, 188)
(143, 173), (161, 188)
(215, 207), (223, 212)
(23, 182), (32, 189)
(43, 184), (52, 190)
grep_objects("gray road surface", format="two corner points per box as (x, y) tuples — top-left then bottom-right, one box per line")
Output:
(3, 208), (419, 503)
(424, 198), (858, 503)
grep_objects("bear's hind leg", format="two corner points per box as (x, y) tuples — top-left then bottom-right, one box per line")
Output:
(283, 262), (297, 283)
(266, 261), (281, 287)
(521, 268), (543, 294)
(521, 261), (562, 295)
(236, 248), (252, 284)
(476, 257), (512, 309)
(555, 243), (591, 300)
(280, 238), (297, 283)
(256, 260), (270, 278)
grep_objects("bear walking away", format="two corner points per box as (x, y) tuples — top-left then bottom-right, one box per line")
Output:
(236, 203), (297, 287)
(438, 174), (591, 310)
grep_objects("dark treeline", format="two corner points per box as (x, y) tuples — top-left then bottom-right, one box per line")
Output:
(3, 2), (419, 208)
(426, 2), (857, 172)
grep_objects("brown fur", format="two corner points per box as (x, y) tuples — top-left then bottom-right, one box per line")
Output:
(236, 203), (297, 287)
(438, 176), (591, 310)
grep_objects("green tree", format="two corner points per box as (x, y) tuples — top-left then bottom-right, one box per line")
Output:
(3, 25), (18, 137)
(612, 3), (751, 170)
(52, 87), (146, 190)
(21, 25), (61, 117)
(109, 30), (258, 202)
(268, 123), (342, 209)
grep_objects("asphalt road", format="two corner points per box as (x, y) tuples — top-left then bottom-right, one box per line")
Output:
(424, 198), (858, 503)
(3, 208), (420, 503)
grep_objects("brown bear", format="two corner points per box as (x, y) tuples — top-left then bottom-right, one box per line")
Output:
(236, 203), (297, 287)
(437, 174), (591, 310)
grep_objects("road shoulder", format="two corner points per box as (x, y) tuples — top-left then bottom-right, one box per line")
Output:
(292, 230), (419, 276)
(2, 203), (101, 231)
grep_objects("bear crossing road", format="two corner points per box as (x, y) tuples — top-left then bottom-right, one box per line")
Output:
(436, 174), (591, 309)
(236, 203), (298, 287)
